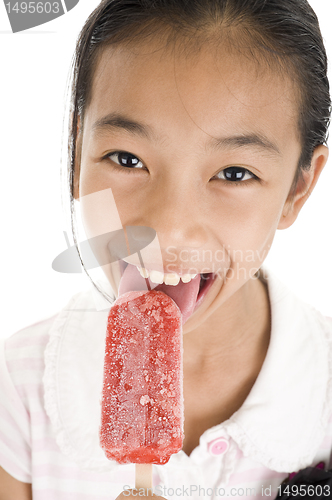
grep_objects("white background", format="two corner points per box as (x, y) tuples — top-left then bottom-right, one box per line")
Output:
(0, 0), (331, 339)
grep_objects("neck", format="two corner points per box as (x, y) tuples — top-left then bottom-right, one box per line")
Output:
(183, 277), (271, 374)
(181, 276), (271, 455)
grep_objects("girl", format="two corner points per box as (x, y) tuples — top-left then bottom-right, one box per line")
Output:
(1, 0), (332, 499)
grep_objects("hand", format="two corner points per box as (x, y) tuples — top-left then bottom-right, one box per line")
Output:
(0, 467), (32, 500)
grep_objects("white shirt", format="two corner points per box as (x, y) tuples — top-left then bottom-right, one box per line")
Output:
(1, 269), (332, 499)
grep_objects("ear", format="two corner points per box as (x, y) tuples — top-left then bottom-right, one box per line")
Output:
(73, 115), (82, 200)
(278, 144), (329, 230)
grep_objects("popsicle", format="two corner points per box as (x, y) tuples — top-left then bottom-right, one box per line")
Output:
(99, 290), (184, 484)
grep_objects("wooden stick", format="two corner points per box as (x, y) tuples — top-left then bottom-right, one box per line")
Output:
(135, 464), (153, 492)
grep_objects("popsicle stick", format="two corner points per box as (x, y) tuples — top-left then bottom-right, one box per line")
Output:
(135, 464), (152, 491)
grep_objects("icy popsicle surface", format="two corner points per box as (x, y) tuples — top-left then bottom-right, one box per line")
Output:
(100, 290), (184, 465)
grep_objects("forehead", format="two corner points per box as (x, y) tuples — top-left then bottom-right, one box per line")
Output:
(84, 37), (299, 151)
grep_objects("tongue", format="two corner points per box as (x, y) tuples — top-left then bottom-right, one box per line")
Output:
(118, 263), (200, 323)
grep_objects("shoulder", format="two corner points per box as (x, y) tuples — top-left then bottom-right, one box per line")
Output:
(319, 312), (332, 333)
(263, 268), (332, 336)
(4, 289), (98, 357)
(296, 297), (332, 342)
(0, 315), (60, 483)
(2, 315), (57, 396)
(1, 290), (100, 403)
(4, 315), (56, 361)
(224, 270), (332, 472)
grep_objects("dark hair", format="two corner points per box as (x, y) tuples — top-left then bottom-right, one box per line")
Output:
(69, 0), (330, 195)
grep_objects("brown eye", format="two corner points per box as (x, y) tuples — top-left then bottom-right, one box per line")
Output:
(108, 152), (144, 169)
(216, 166), (257, 182)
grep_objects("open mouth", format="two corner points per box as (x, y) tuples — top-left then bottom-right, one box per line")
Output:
(118, 261), (217, 323)
(194, 272), (216, 311)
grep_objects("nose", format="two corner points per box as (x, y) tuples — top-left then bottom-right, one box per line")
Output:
(137, 172), (209, 253)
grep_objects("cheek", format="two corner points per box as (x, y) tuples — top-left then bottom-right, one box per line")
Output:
(80, 161), (145, 223)
(78, 159), (125, 261)
(209, 188), (285, 267)
(79, 186), (124, 239)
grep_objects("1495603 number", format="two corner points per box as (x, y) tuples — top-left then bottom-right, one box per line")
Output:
(5, 2), (60, 14)
(278, 484), (331, 497)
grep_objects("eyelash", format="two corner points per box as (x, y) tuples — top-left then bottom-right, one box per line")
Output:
(103, 151), (259, 184)
(103, 151), (146, 174)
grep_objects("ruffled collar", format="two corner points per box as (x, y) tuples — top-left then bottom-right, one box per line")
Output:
(43, 269), (332, 473)
(43, 290), (115, 471)
(222, 271), (332, 472)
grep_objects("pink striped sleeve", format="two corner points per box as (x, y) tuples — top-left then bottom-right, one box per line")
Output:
(0, 339), (32, 482)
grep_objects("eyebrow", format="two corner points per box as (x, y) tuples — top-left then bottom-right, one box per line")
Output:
(92, 112), (154, 140)
(207, 134), (281, 156)
(92, 112), (281, 156)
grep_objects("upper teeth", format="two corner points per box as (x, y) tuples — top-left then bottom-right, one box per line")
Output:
(136, 267), (197, 285)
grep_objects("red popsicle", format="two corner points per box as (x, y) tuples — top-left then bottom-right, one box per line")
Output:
(99, 290), (184, 466)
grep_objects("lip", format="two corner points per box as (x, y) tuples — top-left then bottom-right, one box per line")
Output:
(193, 272), (218, 312)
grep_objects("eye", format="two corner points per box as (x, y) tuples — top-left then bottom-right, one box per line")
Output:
(215, 166), (258, 183)
(107, 151), (144, 169)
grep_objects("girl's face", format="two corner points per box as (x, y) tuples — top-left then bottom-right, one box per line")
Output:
(76, 37), (327, 331)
